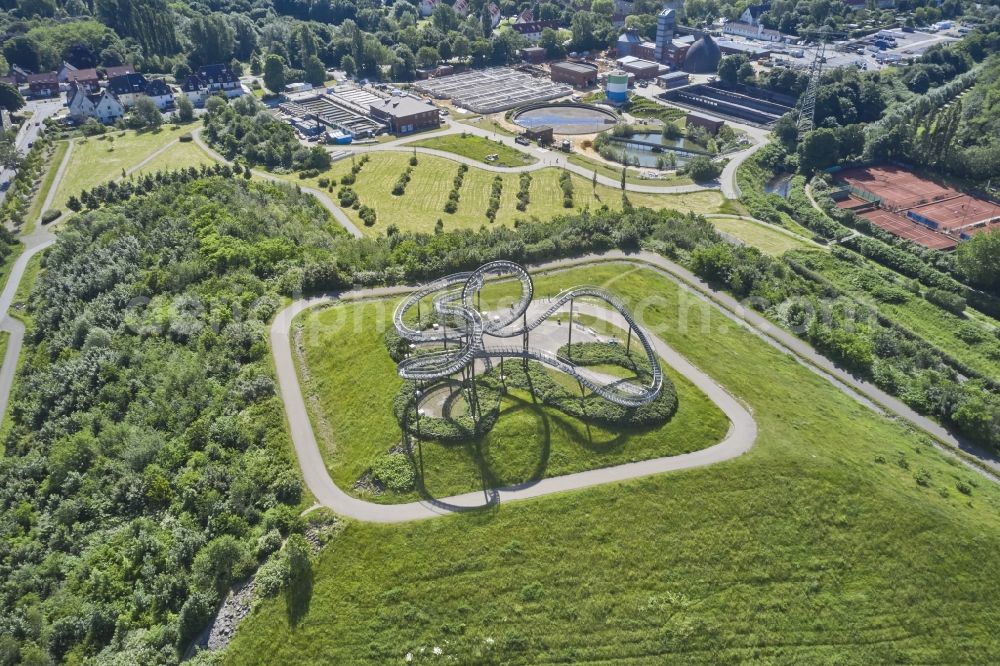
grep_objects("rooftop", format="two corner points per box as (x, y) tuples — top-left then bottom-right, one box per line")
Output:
(370, 95), (437, 117)
(551, 61), (598, 74)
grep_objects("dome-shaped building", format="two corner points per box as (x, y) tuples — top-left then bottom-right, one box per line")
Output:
(683, 33), (722, 74)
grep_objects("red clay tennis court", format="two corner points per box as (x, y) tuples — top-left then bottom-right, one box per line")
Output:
(861, 209), (957, 250)
(907, 195), (1000, 233)
(838, 165), (955, 210)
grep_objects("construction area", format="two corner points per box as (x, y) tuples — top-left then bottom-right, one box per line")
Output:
(412, 67), (571, 114)
(833, 164), (1000, 250)
(659, 81), (794, 127)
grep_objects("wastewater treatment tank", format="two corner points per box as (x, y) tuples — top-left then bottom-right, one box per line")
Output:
(512, 103), (620, 135)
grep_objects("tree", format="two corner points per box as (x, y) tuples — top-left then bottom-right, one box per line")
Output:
(391, 45), (417, 81)
(3, 36), (41, 71)
(737, 61), (757, 86)
(188, 13), (236, 67)
(797, 128), (839, 172)
(432, 3), (459, 32)
(571, 12), (597, 51)
(131, 97), (163, 129)
(773, 113), (798, 148)
(17, 0), (56, 18)
(539, 28), (564, 59)
(173, 62), (192, 81)
(250, 54), (262, 75)
(685, 155), (721, 183)
(717, 55), (746, 84)
(416, 46), (439, 69)
(340, 54), (356, 78)
(956, 229), (1000, 291)
(0, 83), (25, 113)
(176, 95), (194, 122)
(263, 54), (286, 93)
(304, 55), (326, 86)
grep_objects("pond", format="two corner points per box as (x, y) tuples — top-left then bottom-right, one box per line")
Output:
(603, 132), (700, 169)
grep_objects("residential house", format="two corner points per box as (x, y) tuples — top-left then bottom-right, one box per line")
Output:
(104, 64), (135, 80)
(181, 75), (208, 107)
(144, 78), (174, 110)
(516, 8), (533, 23)
(510, 20), (561, 43)
(10, 65), (31, 84)
(27, 72), (59, 98)
(65, 68), (100, 92)
(197, 64), (243, 98)
(66, 82), (124, 124)
(107, 72), (149, 107)
(739, 2), (770, 26)
(453, 0), (469, 16)
(723, 21), (784, 42)
(419, 0), (438, 17)
(487, 2), (502, 28)
(57, 61), (78, 82)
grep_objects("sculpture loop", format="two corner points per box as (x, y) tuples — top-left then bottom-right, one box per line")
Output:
(393, 261), (662, 408)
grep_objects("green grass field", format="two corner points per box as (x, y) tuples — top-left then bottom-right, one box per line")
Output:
(24, 141), (68, 234)
(50, 124), (198, 210)
(227, 261), (1000, 664)
(135, 138), (214, 175)
(294, 283), (728, 502)
(303, 153), (725, 235)
(10, 251), (44, 328)
(707, 216), (812, 256)
(410, 134), (537, 167)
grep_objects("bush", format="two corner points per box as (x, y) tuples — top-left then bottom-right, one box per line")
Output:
(253, 552), (291, 598)
(685, 156), (722, 182)
(317, 177), (330, 188)
(340, 172), (356, 185)
(371, 453), (416, 492)
(41, 209), (61, 224)
(359, 205), (377, 226)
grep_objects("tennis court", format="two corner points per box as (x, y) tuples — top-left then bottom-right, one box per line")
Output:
(908, 195), (1000, 233)
(861, 209), (957, 251)
(838, 165), (954, 211)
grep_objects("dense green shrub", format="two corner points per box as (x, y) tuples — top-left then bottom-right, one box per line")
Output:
(371, 453), (416, 492)
(41, 209), (61, 224)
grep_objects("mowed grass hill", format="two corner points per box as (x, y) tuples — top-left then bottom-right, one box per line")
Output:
(226, 263), (1000, 664)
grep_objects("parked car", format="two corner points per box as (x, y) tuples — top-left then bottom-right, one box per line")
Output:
(515, 136), (531, 146)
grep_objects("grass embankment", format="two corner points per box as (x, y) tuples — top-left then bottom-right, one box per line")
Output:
(135, 139), (215, 175)
(24, 140), (68, 234)
(708, 216), (812, 256)
(10, 251), (44, 328)
(295, 274), (728, 502)
(793, 248), (1000, 379)
(228, 261), (1000, 664)
(301, 152), (724, 235)
(0, 242), (24, 297)
(410, 133), (536, 167)
(50, 124), (200, 210)
(567, 151), (695, 187)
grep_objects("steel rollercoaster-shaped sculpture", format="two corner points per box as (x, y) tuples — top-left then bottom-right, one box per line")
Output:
(392, 261), (663, 408)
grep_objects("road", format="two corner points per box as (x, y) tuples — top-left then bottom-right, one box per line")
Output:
(0, 97), (64, 204)
(272, 249), (1000, 523)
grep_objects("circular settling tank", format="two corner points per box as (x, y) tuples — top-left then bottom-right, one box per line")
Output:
(513, 103), (619, 135)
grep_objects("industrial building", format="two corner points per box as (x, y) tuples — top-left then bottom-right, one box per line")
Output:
(369, 96), (441, 134)
(413, 68), (572, 114)
(660, 81), (793, 126)
(550, 61), (599, 88)
(617, 9), (721, 74)
(522, 46), (547, 64)
(615, 56), (662, 80)
(686, 112), (724, 134)
(278, 91), (384, 139)
(656, 71), (690, 89)
(606, 70), (629, 103)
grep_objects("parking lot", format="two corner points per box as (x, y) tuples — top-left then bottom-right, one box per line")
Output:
(758, 27), (960, 72)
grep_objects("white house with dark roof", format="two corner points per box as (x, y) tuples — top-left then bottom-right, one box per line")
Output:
(107, 72), (149, 107)
(740, 2), (770, 26)
(66, 82), (124, 124)
(144, 78), (174, 110)
(197, 64), (243, 98)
